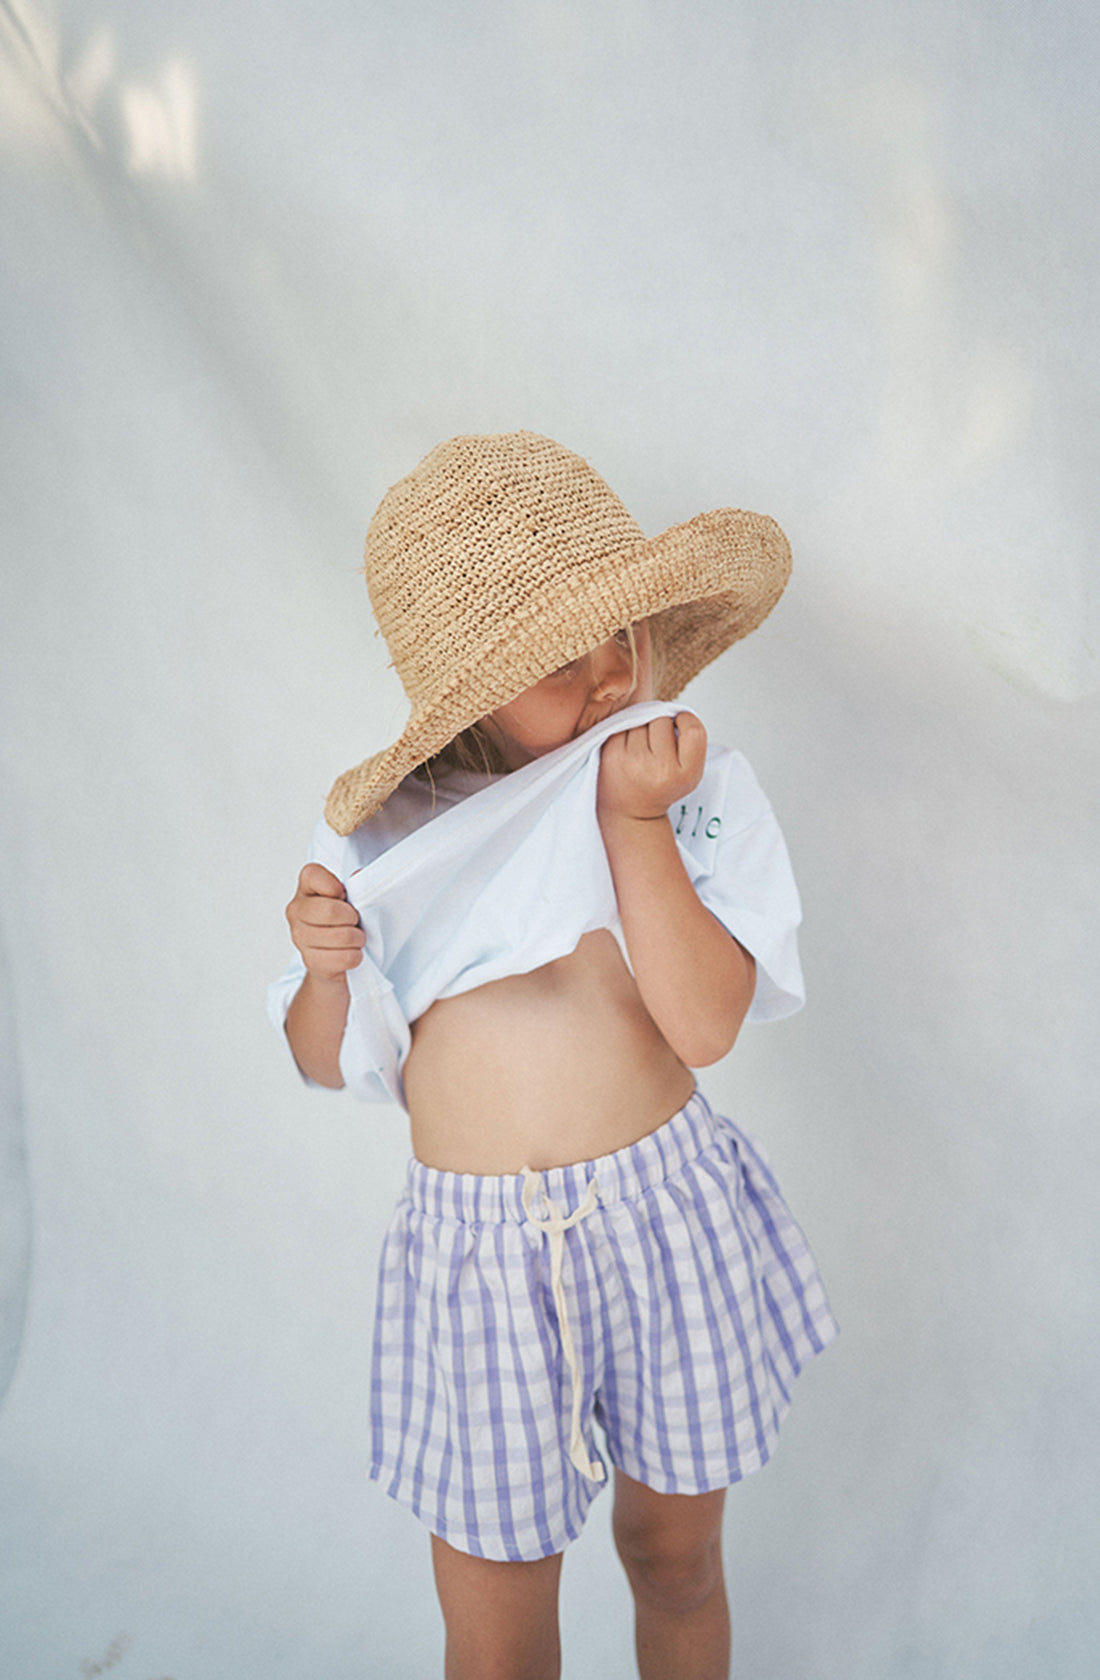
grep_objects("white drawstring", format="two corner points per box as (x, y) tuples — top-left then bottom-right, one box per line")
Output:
(520, 1168), (605, 1482)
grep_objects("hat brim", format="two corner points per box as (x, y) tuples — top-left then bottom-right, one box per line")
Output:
(324, 506), (790, 835)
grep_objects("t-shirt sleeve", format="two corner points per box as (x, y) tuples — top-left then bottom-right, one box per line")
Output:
(692, 751), (805, 1023)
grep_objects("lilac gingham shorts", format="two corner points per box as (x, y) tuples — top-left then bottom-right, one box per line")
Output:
(369, 1089), (837, 1561)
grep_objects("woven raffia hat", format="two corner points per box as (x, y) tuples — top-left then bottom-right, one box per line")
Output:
(325, 431), (792, 835)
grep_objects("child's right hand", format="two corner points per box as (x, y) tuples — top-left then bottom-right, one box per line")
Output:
(597, 711), (708, 825)
(285, 863), (366, 979)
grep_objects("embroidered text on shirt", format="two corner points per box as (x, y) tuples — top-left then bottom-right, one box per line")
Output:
(674, 804), (722, 840)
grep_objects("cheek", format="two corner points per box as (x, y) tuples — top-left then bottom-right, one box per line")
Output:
(485, 689), (575, 764)
(506, 696), (569, 745)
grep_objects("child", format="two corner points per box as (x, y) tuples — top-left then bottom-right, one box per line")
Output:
(269, 431), (836, 1680)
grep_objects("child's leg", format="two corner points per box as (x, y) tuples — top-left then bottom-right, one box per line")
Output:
(611, 1470), (730, 1680)
(430, 1533), (565, 1680)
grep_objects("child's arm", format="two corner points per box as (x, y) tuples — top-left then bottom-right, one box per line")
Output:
(597, 714), (756, 1068)
(283, 863), (365, 1087)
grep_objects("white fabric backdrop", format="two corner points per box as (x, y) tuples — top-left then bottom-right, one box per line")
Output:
(2, 1), (1097, 1675)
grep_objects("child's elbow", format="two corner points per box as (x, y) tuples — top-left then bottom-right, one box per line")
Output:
(673, 965), (755, 1067)
(676, 1018), (743, 1069)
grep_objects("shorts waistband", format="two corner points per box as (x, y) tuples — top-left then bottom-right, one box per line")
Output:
(403, 1088), (719, 1224)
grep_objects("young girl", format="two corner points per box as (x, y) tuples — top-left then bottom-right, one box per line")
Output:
(269, 431), (836, 1680)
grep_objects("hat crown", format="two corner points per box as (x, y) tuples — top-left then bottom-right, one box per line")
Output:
(366, 432), (645, 708)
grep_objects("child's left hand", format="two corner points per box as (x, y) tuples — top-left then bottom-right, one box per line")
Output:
(597, 712), (708, 824)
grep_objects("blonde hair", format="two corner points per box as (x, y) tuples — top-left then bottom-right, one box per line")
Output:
(411, 722), (511, 784)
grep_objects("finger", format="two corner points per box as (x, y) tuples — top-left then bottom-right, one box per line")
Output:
(644, 716), (678, 756)
(599, 732), (630, 775)
(673, 711), (705, 741)
(298, 862), (347, 899)
(673, 712), (707, 763)
(302, 924), (366, 951)
(299, 895), (360, 927)
(604, 721), (636, 752)
(287, 899), (359, 939)
(295, 913), (364, 954)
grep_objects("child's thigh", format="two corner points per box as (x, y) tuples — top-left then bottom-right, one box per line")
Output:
(430, 1533), (564, 1676)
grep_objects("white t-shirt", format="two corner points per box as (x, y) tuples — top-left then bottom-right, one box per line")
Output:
(268, 701), (804, 1110)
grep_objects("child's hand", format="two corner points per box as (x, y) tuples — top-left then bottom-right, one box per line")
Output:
(597, 712), (708, 825)
(285, 863), (365, 979)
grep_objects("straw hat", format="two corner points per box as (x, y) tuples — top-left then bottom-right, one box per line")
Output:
(325, 431), (791, 835)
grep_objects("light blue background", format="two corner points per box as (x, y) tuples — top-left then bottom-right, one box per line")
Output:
(2, 1), (1097, 1675)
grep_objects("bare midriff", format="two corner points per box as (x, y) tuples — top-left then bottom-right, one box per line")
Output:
(403, 930), (696, 1175)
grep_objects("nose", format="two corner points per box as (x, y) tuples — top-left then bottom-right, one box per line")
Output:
(590, 636), (635, 702)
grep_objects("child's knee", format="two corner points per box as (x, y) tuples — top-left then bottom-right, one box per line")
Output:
(431, 1535), (564, 1680)
(613, 1512), (725, 1616)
